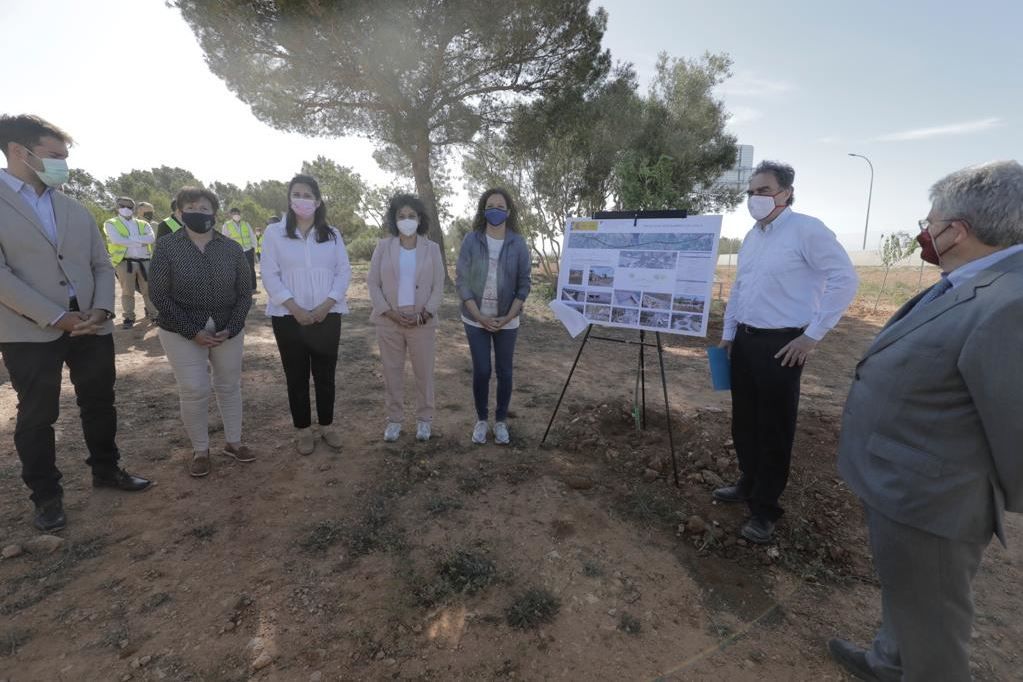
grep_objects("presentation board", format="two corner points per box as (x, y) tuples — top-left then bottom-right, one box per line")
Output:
(554, 214), (722, 337)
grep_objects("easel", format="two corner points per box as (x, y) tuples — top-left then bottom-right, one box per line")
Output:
(540, 210), (687, 487)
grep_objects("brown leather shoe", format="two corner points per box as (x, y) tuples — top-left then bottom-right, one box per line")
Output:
(190, 451), (211, 477)
(223, 443), (256, 462)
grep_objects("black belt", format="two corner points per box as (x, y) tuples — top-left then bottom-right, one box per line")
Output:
(738, 323), (805, 335)
(122, 258), (150, 279)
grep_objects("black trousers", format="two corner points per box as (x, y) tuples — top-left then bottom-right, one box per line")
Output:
(245, 249), (257, 291)
(0, 333), (120, 503)
(271, 314), (341, 429)
(729, 326), (804, 521)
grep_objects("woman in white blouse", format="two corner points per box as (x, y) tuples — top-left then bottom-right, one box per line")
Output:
(260, 174), (352, 455)
(367, 194), (445, 442)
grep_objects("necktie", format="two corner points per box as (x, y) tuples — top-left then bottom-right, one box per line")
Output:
(911, 277), (952, 313)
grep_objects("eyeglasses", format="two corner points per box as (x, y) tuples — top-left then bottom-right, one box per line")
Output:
(917, 217), (961, 232)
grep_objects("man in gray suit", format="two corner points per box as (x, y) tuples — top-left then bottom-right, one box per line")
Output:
(0, 114), (152, 532)
(829, 160), (1023, 681)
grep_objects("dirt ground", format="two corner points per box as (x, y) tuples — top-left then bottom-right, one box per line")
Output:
(1, 264), (1020, 682)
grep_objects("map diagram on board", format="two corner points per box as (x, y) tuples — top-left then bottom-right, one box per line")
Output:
(555, 215), (722, 337)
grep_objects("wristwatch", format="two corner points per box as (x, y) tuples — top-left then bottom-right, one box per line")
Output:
(101, 309), (115, 320)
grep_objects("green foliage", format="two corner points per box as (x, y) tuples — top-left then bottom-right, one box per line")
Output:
(242, 179), (289, 218)
(106, 166), (202, 207)
(718, 236), (742, 255)
(464, 52), (741, 278)
(447, 217), (473, 249)
(436, 550), (497, 595)
(65, 169), (111, 207)
(299, 520), (344, 554)
(301, 156), (369, 240)
(346, 233), (380, 262)
(505, 588), (561, 629)
(874, 231), (917, 313)
(174, 0), (611, 276)
(879, 231), (914, 268)
(612, 52), (740, 212)
(66, 157), (384, 235)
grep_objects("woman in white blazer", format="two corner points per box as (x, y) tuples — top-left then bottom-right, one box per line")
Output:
(366, 194), (445, 442)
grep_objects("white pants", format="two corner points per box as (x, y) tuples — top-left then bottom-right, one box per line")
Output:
(158, 326), (244, 452)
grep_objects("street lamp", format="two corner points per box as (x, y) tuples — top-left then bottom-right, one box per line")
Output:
(848, 153), (874, 250)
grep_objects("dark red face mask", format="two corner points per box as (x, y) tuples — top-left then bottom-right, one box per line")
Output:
(916, 222), (956, 266)
(916, 229), (940, 265)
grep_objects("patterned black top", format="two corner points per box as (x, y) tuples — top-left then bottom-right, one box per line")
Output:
(149, 229), (252, 339)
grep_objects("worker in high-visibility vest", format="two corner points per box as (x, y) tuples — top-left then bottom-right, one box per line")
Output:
(221, 207), (257, 292)
(155, 199), (184, 239)
(103, 196), (155, 329)
(137, 201), (155, 225)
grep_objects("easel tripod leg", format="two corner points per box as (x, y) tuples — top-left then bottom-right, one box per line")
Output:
(541, 324), (593, 444)
(656, 332), (680, 486)
(639, 330), (647, 428)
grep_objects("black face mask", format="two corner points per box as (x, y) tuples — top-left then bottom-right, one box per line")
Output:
(142, 212), (154, 221)
(182, 211), (214, 234)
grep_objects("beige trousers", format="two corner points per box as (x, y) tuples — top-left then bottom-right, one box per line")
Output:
(115, 259), (153, 320)
(158, 326), (244, 452)
(375, 310), (436, 423)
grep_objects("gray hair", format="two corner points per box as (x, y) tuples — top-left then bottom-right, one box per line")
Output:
(752, 160), (795, 206)
(930, 161), (1023, 247)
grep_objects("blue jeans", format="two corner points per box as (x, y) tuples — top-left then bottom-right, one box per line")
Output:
(464, 323), (518, 422)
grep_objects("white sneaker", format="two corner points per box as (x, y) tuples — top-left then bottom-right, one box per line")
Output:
(472, 420), (488, 444)
(494, 421), (510, 445)
(416, 421), (431, 442)
(384, 422), (401, 442)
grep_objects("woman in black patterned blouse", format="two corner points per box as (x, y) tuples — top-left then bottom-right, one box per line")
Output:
(149, 186), (254, 477)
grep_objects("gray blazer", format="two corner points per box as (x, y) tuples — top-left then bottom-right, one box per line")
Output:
(837, 250), (1023, 545)
(0, 180), (114, 342)
(455, 230), (531, 319)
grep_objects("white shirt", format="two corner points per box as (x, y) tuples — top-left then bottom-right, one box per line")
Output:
(723, 208), (858, 341)
(104, 217), (155, 260)
(259, 221), (352, 316)
(397, 245), (416, 307)
(462, 234), (520, 330)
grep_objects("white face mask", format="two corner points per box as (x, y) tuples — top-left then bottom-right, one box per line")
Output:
(118, 207), (134, 218)
(747, 194), (780, 221)
(231, 214), (241, 222)
(396, 218), (418, 236)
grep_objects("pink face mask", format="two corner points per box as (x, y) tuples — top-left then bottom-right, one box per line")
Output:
(291, 198), (317, 218)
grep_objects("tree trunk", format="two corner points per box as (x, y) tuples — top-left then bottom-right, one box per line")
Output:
(409, 136), (452, 286)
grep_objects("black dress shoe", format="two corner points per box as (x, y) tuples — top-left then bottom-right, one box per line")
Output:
(34, 497), (66, 532)
(122, 319), (135, 329)
(92, 468), (153, 492)
(740, 516), (776, 544)
(712, 485), (749, 503)
(827, 638), (882, 681)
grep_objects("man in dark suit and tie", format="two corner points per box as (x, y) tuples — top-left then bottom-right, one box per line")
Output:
(0, 114), (152, 532)
(829, 160), (1023, 681)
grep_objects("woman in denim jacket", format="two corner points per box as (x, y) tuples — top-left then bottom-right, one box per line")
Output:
(455, 188), (532, 445)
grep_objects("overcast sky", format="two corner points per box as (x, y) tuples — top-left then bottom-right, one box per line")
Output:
(3, 0), (1018, 248)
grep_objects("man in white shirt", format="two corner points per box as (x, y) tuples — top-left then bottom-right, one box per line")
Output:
(103, 196), (155, 329)
(716, 160), (858, 543)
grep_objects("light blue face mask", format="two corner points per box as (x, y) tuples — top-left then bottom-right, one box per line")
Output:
(25, 149), (70, 187)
